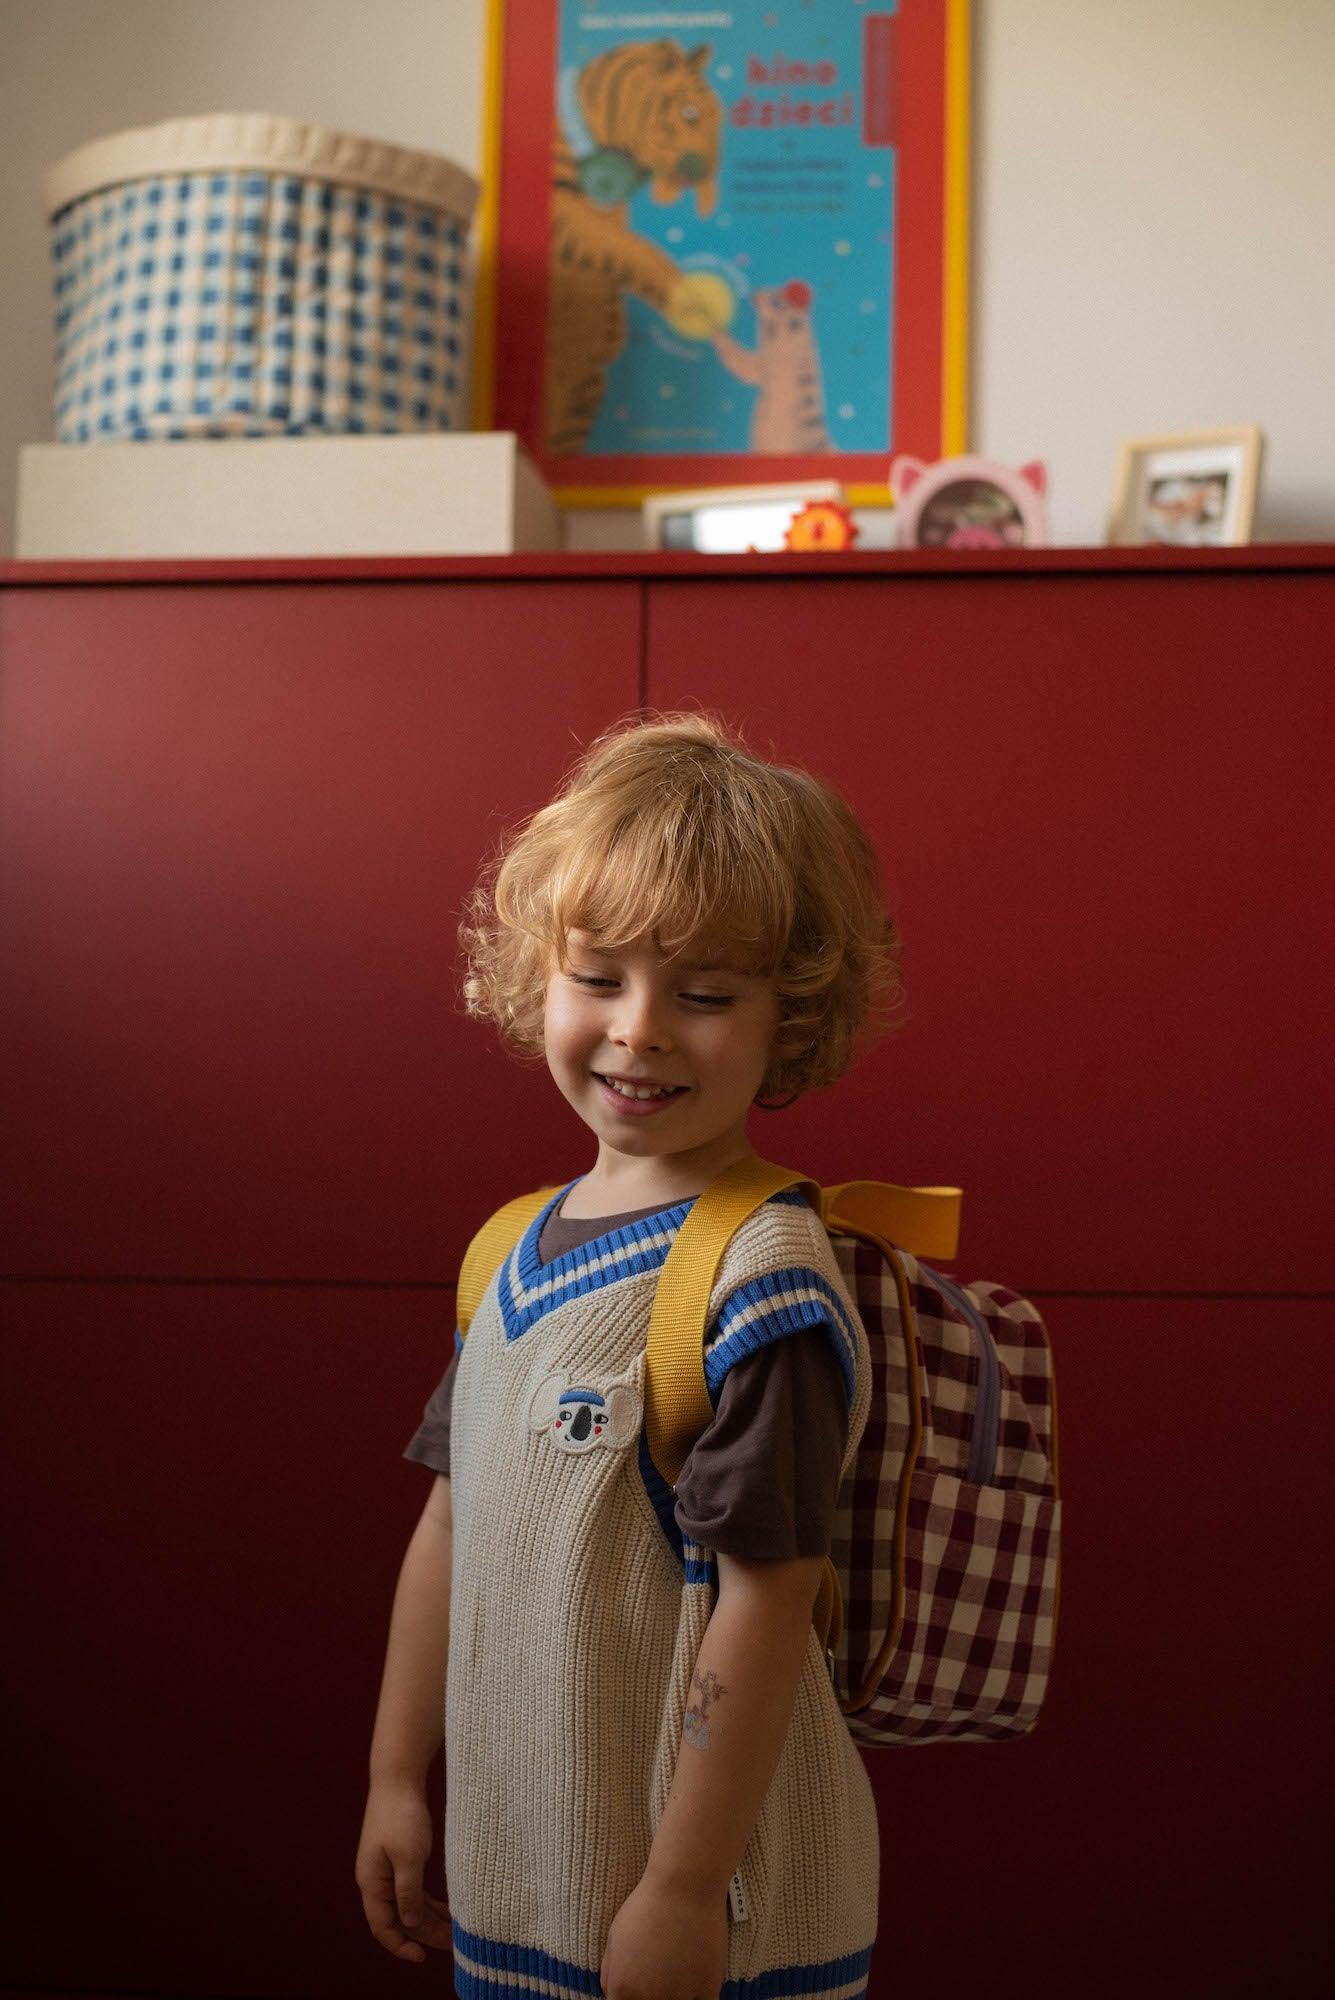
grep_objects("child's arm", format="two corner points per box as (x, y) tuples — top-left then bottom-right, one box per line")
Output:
(356, 1475), (455, 1965)
(644, 1550), (825, 1900)
(600, 1550), (825, 1994)
(366, 1473), (453, 1784)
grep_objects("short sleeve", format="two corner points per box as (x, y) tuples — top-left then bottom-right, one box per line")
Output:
(402, 1344), (458, 1477)
(672, 1323), (850, 1560)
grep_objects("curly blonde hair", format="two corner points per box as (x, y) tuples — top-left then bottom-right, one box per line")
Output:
(456, 708), (909, 1107)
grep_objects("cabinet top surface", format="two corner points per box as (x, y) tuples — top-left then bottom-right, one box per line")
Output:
(1, 544), (1332, 587)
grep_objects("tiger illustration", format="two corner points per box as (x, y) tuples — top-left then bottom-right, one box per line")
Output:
(711, 280), (831, 455)
(546, 40), (725, 456)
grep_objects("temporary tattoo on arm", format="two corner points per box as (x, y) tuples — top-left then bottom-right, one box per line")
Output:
(684, 1666), (728, 1751)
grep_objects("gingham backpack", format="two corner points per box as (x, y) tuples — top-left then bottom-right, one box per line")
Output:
(455, 1154), (1062, 1749)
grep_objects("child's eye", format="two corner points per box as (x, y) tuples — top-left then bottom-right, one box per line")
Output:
(568, 974), (733, 1007)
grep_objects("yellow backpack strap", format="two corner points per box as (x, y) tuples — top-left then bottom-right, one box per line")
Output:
(644, 1157), (825, 1654)
(646, 1160), (964, 1667)
(644, 1156), (823, 1488)
(456, 1186), (564, 1335)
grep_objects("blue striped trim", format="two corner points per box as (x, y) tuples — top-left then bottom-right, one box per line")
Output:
(498, 1180), (699, 1341)
(719, 1945), (873, 1999)
(681, 1530), (717, 1587)
(451, 1924), (601, 1996)
(498, 1183), (813, 1344)
(706, 1266), (860, 1408)
(638, 1423), (685, 1566)
(450, 1920), (872, 1997)
(637, 1421), (722, 1587)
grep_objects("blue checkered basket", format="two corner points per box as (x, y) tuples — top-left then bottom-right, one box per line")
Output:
(44, 113), (480, 443)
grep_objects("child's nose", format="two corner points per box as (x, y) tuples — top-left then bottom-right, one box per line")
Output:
(612, 993), (673, 1049)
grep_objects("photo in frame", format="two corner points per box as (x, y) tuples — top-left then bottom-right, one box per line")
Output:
(1107, 426), (1264, 547)
(473, 0), (971, 504)
(642, 480), (845, 551)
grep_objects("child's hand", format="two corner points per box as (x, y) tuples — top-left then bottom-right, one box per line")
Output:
(599, 1873), (729, 2000)
(355, 1778), (452, 1965)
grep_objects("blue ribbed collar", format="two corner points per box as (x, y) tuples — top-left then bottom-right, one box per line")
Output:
(498, 1179), (699, 1343)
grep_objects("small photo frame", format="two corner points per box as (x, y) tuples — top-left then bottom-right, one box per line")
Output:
(1108, 426), (1263, 547)
(889, 452), (1049, 549)
(642, 481), (844, 553)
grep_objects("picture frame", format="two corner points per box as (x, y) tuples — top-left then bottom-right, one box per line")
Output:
(642, 480), (844, 552)
(1107, 426), (1264, 547)
(473, 0), (971, 506)
(889, 451), (1049, 548)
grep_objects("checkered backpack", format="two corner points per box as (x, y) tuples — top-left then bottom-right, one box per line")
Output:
(455, 1155), (1062, 1749)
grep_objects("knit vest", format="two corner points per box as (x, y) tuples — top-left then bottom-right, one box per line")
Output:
(445, 1183), (881, 1999)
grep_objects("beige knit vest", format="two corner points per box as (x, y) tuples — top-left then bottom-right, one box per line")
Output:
(445, 1188), (880, 1998)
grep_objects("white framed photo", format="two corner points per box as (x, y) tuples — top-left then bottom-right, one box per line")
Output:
(1108, 426), (1264, 547)
(642, 481), (845, 554)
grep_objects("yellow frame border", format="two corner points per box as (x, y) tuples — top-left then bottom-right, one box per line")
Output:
(470, 0), (507, 433)
(472, 0), (971, 508)
(942, 0), (971, 457)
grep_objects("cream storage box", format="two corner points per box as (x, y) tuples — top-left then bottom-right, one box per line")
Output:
(16, 431), (561, 558)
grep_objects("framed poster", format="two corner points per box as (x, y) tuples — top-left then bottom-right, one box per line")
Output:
(473, 0), (970, 504)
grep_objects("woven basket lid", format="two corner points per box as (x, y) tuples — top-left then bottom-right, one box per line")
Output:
(45, 111), (480, 221)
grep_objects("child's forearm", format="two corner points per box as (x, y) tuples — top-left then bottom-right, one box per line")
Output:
(367, 1513), (453, 1788)
(642, 1556), (824, 1905)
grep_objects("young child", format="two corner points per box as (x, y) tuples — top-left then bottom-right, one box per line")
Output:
(356, 710), (906, 1999)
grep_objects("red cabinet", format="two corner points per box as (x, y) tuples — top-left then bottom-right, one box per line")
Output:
(3, 545), (1330, 2000)
(0, 575), (639, 1281)
(645, 564), (1334, 1294)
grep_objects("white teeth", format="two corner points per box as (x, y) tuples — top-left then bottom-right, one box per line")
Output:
(602, 1076), (678, 1100)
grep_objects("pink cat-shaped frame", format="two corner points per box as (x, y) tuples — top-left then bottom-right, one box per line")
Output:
(889, 452), (1050, 549)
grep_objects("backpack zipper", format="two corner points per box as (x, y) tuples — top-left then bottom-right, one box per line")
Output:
(919, 1264), (1001, 1485)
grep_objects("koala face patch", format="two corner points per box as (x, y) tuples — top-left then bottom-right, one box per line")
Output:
(528, 1363), (642, 1457)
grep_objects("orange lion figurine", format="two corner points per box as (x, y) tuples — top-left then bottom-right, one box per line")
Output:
(782, 498), (859, 551)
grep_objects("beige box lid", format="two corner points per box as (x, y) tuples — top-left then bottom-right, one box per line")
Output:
(16, 433), (561, 559)
(45, 112), (479, 221)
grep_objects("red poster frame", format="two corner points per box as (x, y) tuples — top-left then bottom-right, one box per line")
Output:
(472, 0), (970, 505)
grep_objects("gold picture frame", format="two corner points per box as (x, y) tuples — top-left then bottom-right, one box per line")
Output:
(1108, 426), (1264, 547)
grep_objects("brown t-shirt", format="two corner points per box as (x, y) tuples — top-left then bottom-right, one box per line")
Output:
(402, 1194), (851, 1560)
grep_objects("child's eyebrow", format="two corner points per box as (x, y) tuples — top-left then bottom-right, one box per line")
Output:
(568, 938), (745, 977)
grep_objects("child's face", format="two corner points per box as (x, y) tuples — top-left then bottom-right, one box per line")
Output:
(542, 930), (783, 1186)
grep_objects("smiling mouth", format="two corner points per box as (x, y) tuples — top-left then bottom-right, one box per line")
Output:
(593, 1073), (688, 1099)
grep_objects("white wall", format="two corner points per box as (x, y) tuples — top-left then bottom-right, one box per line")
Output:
(970, 0), (1335, 547)
(3, 0), (1332, 556)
